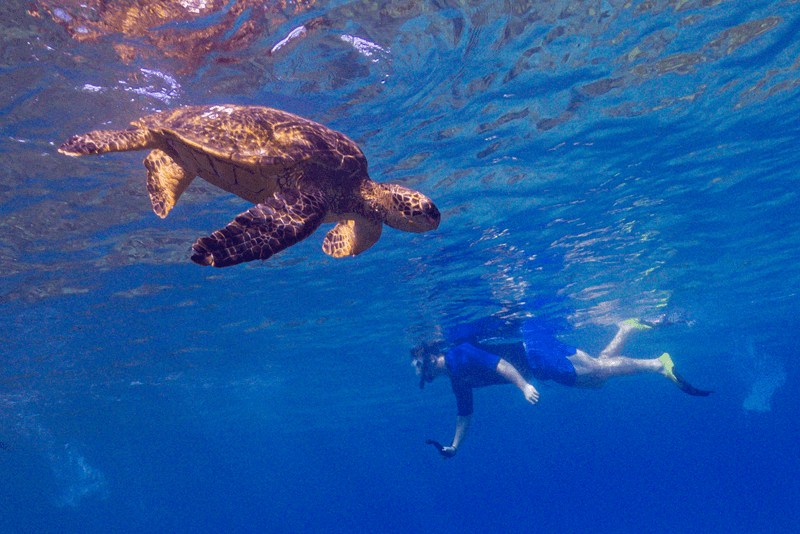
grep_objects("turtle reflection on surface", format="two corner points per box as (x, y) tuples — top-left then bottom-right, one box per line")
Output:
(31, 0), (321, 71)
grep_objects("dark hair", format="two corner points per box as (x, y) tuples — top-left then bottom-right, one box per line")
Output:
(410, 341), (446, 360)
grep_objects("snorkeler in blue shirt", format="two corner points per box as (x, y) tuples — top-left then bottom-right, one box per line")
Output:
(413, 318), (712, 458)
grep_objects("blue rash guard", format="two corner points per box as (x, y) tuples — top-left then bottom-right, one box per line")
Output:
(445, 332), (577, 416)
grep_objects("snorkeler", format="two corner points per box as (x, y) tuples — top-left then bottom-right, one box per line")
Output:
(412, 318), (712, 458)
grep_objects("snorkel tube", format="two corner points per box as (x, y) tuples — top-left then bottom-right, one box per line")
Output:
(419, 355), (434, 389)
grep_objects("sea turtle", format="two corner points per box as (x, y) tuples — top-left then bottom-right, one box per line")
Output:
(58, 105), (440, 267)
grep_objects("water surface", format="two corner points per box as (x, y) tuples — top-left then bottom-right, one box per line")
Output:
(1, 1), (798, 533)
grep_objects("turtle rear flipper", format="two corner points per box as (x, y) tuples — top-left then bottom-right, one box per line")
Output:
(144, 149), (196, 218)
(191, 189), (328, 267)
(59, 128), (157, 156)
(322, 219), (383, 258)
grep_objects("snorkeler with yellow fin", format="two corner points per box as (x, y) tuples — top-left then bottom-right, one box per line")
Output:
(414, 316), (712, 458)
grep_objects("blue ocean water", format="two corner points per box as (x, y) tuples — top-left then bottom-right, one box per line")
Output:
(1, 0), (799, 532)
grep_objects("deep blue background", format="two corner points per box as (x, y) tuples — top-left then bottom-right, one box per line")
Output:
(2, 1), (799, 533)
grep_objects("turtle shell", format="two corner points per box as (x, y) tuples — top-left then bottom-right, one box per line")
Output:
(134, 105), (369, 204)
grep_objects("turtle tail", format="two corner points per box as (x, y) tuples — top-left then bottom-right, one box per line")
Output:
(59, 128), (156, 156)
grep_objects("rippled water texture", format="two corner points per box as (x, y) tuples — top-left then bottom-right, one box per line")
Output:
(1, 1), (799, 533)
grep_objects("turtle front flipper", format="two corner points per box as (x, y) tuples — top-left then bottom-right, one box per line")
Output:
(144, 149), (195, 218)
(191, 189), (328, 267)
(59, 128), (156, 156)
(322, 218), (383, 258)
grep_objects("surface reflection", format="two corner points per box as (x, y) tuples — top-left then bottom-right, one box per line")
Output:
(32, 0), (318, 71)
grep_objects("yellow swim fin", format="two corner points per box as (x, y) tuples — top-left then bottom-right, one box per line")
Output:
(621, 318), (652, 330)
(658, 353), (713, 396)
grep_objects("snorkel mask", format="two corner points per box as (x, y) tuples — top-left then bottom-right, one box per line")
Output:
(411, 342), (443, 389)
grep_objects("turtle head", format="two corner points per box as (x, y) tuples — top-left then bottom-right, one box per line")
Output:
(376, 184), (440, 233)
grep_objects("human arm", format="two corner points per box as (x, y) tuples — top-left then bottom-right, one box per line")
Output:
(447, 414), (471, 455)
(496, 358), (539, 404)
(428, 414), (471, 458)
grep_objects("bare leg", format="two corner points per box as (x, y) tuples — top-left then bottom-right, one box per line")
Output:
(563, 320), (712, 395)
(598, 319), (651, 360)
(568, 349), (664, 388)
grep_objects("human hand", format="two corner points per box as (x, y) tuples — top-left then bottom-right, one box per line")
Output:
(522, 383), (539, 405)
(439, 446), (457, 458)
(425, 439), (457, 458)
